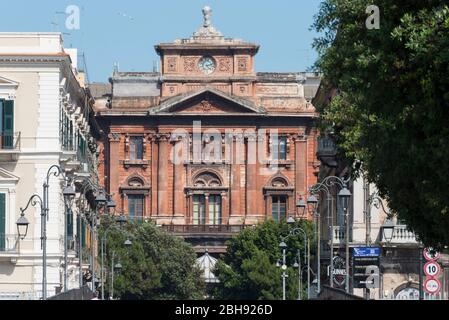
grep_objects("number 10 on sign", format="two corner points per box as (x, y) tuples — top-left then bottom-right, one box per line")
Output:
(424, 261), (440, 278)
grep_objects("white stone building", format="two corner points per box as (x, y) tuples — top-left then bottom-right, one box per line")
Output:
(0, 33), (99, 299)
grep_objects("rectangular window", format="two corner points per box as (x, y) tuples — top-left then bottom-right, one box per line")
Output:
(0, 100), (14, 149)
(272, 196), (287, 222)
(0, 194), (5, 251)
(130, 137), (144, 160)
(193, 195), (206, 225)
(128, 195), (144, 221)
(209, 195), (222, 225)
(272, 136), (287, 161)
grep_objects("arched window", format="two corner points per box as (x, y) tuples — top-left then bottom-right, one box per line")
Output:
(128, 177), (144, 188)
(191, 172), (223, 226)
(193, 172), (222, 187)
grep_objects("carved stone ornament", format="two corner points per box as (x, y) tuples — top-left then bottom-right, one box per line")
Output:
(167, 57), (177, 72)
(184, 57), (197, 72)
(201, 100), (213, 112)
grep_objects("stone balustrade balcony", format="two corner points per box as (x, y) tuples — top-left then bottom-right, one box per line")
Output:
(381, 225), (418, 245)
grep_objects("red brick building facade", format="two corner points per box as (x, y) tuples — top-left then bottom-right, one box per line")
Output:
(95, 7), (321, 250)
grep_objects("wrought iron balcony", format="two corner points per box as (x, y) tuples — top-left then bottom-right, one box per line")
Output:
(0, 132), (20, 151)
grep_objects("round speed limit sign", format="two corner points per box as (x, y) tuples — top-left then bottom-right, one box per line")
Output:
(424, 261), (441, 277)
(424, 278), (441, 295)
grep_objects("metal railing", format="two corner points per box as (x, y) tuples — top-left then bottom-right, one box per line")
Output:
(0, 132), (21, 151)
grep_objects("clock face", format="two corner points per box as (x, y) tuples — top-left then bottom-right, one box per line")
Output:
(198, 57), (216, 74)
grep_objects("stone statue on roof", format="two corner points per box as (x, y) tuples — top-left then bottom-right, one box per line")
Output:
(203, 6), (212, 27)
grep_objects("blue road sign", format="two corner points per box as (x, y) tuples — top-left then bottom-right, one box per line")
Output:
(352, 247), (381, 257)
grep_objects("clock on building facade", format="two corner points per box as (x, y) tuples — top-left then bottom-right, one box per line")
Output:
(198, 56), (216, 74)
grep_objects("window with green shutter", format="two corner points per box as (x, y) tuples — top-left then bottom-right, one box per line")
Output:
(0, 100), (14, 149)
(0, 194), (6, 251)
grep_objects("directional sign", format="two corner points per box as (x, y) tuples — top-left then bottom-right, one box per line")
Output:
(353, 256), (380, 289)
(352, 247), (381, 257)
(424, 248), (441, 261)
(424, 278), (441, 295)
(424, 261), (441, 278)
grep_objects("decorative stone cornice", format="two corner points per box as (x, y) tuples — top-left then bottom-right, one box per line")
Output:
(108, 133), (121, 142)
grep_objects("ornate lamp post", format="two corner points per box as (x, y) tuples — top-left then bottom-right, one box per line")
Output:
(338, 184), (352, 294)
(92, 190), (107, 293)
(283, 217), (310, 300)
(62, 184), (76, 292)
(17, 164), (71, 300)
(17, 195), (44, 298)
(308, 176), (351, 291)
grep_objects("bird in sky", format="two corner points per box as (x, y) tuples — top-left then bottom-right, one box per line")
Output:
(118, 12), (134, 21)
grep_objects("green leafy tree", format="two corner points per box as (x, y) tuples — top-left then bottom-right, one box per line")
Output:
(312, 0), (449, 246)
(100, 218), (205, 300)
(214, 220), (314, 300)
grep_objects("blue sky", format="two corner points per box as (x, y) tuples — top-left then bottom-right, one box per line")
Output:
(0, 0), (322, 82)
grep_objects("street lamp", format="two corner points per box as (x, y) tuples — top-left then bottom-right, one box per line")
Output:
(16, 213), (30, 240)
(91, 190), (108, 294)
(110, 251), (124, 300)
(279, 241), (288, 300)
(338, 183), (352, 294)
(17, 195), (44, 298)
(62, 184), (76, 292)
(293, 249), (302, 300)
(106, 197), (116, 217)
(281, 220), (310, 300)
(382, 219), (395, 243)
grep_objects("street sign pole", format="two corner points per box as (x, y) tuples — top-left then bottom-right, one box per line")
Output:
(419, 244), (424, 300)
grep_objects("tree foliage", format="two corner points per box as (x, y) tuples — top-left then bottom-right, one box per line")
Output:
(213, 220), (314, 300)
(100, 218), (205, 300)
(312, 0), (449, 247)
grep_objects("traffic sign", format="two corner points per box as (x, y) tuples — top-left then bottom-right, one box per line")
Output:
(353, 247), (381, 257)
(424, 261), (441, 278)
(424, 278), (441, 295)
(424, 248), (441, 261)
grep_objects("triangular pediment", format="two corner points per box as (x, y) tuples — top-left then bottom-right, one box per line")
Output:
(149, 87), (265, 115)
(0, 167), (20, 183)
(0, 76), (19, 87)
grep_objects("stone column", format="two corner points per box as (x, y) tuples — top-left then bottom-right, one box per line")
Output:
(173, 138), (186, 219)
(221, 192), (229, 225)
(157, 134), (170, 217)
(246, 134), (258, 220)
(108, 133), (121, 209)
(294, 132), (307, 218)
(230, 134), (243, 222)
(204, 193), (210, 225)
(150, 134), (158, 217)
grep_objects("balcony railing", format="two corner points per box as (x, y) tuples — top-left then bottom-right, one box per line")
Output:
(163, 225), (246, 235)
(0, 132), (21, 151)
(0, 234), (20, 253)
(381, 225), (418, 244)
(332, 226), (346, 245)
(317, 137), (337, 158)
